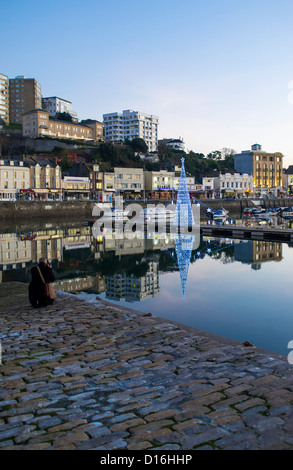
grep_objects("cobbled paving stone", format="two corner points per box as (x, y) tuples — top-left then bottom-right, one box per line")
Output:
(0, 282), (293, 450)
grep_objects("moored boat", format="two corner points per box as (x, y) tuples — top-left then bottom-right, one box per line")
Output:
(281, 207), (293, 219)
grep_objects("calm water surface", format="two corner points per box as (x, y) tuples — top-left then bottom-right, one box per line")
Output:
(1, 220), (292, 355)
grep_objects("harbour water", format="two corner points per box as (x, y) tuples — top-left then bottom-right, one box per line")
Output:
(1, 219), (292, 356)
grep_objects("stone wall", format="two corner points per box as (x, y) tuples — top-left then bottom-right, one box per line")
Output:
(0, 201), (95, 220)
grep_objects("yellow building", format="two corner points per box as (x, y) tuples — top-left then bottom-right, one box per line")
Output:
(22, 109), (103, 142)
(234, 144), (283, 195)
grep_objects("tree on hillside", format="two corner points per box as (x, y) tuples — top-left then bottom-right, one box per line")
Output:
(128, 138), (148, 153)
(206, 150), (222, 160)
(59, 154), (73, 172)
(221, 147), (236, 160)
(56, 112), (73, 122)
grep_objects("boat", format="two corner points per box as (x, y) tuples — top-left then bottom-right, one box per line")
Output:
(142, 207), (175, 222)
(281, 207), (293, 219)
(212, 208), (228, 217)
(102, 207), (131, 221)
(251, 199), (262, 206)
(243, 207), (253, 216)
(243, 207), (266, 218)
(212, 208), (229, 223)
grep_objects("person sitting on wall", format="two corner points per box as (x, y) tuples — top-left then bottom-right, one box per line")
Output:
(28, 257), (55, 308)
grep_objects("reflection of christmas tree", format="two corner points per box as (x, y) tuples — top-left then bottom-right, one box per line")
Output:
(174, 157), (194, 228)
(174, 157), (194, 298)
(175, 234), (194, 299)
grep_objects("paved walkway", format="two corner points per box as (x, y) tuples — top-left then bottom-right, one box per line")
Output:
(0, 282), (293, 450)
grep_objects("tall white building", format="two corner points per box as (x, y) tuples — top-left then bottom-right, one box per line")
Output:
(103, 109), (159, 152)
(42, 96), (78, 121)
(0, 73), (9, 124)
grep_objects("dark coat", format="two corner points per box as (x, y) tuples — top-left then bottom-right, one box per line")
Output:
(28, 262), (55, 308)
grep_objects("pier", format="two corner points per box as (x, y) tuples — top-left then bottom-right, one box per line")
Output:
(200, 224), (293, 243)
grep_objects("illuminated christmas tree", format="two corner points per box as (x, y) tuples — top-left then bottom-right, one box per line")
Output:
(174, 157), (194, 298)
(174, 157), (194, 229)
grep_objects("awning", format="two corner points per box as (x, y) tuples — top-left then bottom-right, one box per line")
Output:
(19, 189), (35, 194)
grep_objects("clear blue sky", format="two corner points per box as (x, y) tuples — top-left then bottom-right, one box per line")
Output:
(2, 0), (293, 165)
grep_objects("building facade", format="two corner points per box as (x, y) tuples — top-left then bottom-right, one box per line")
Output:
(144, 169), (175, 200)
(159, 138), (185, 151)
(42, 96), (78, 121)
(0, 73), (9, 125)
(103, 109), (159, 152)
(0, 159), (30, 201)
(62, 176), (90, 200)
(234, 144), (283, 195)
(218, 172), (253, 198)
(25, 157), (62, 200)
(283, 166), (293, 195)
(9, 76), (42, 123)
(22, 109), (102, 142)
(114, 167), (144, 200)
(89, 164), (104, 201)
(105, 261), (159, 303)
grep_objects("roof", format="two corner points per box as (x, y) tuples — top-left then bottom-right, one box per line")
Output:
(0, 159), (29, 168)
(285, 165), (293, 174)
(24, 156), (59, 168)
(22, 108), (47, 116)
(42, 96), (72, 104)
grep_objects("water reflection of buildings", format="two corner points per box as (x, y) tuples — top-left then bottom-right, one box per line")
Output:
(234, 240), (282, 270)
(106, 261), (160, 303)
(0, 224), (285, 299)
(53, 275), (106, 294)
(0, 226), (91, 281)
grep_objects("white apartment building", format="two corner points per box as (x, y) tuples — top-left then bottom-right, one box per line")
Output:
(0, 73), (9, 124)
(62, 176), (90, 200)
(42, 96), (78, 121)
(0, 160), (30, 201)
(105, 261), (159, 302)
(0, 232), (32, 271)
(218, 172), (253, 197)
(103, 109), (159, 152)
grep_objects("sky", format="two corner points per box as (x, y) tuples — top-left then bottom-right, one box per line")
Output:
(2, 0), (293, 166)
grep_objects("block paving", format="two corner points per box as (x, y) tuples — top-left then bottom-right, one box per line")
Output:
(0, 282), (293, 450)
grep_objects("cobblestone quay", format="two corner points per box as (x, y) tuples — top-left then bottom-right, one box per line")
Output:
(1, 282), (293, 450)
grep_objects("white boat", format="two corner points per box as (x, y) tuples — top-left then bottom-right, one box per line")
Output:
(251, 199), (262, 206)
(281, 207), (293, 219)
(102, 208), (130, 221)
(212, 208), (229, 221)
(143, 207), (175, 222)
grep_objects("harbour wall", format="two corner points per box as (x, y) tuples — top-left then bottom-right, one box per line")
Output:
(0, 201), (95, 221)
(0, 198), (292, 221)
